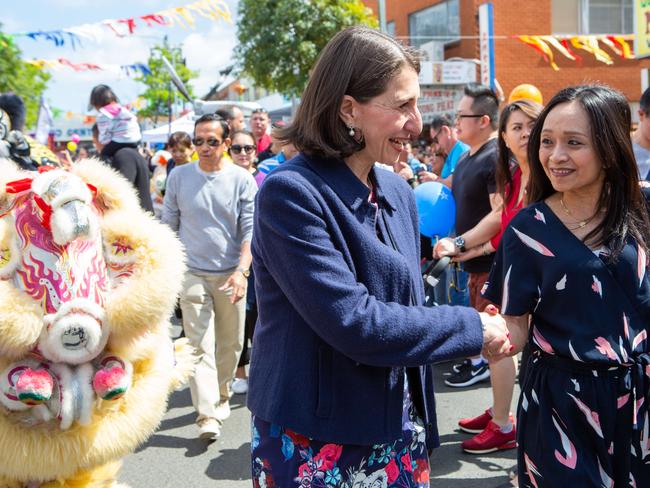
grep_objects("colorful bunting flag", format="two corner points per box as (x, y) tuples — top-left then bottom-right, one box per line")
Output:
(605, 35), (635, 59)
(24, 59), (152, 77)
(571, 36), (613, 64)
(12, 0), (230, 48)
(516, 35), (634, 70)
(518, 36), (559, 71)
(541, 36), (578, 61)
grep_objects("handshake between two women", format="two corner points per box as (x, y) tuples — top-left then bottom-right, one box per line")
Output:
(478, 304), (513, 362)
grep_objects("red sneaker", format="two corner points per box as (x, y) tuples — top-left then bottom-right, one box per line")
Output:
(461, 420), (517, 454)
(458, 409), (493, 434)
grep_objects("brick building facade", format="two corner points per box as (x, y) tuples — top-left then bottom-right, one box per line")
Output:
(363, 0), (650, 110)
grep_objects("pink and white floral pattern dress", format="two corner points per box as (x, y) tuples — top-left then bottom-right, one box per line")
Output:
(483, 202), (650, 487)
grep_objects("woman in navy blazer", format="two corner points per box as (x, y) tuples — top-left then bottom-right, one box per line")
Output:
(248, 26), (510, 487)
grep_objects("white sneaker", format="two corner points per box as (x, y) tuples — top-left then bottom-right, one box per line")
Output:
(197, 417), (221, 440)
(215, 400), (231, 421)
(231, 378), (248, 395)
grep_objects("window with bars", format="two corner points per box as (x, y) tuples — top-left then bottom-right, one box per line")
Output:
(408, 0), (460, 48)
(386, 21), (396, 38)
(552, 0), (633, 35)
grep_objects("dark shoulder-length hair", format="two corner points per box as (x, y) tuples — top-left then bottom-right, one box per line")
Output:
(527, 84), (650, 259)
(496, 99), (543, 204)
(275, 25), (420, 160)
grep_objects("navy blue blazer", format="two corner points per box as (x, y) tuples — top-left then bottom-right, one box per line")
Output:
(248, 153), (483, 449)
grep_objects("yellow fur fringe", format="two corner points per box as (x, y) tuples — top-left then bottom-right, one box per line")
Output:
(0, 158), (189, 486)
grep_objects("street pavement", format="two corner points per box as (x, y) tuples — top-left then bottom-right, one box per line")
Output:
(121, 355), (519, 487)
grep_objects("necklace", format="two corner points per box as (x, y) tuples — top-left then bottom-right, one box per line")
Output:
(559, 195), (597, 229)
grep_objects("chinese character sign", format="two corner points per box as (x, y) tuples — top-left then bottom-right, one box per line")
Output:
(635, 0), (650, 58)
(479, 2), (495, 90)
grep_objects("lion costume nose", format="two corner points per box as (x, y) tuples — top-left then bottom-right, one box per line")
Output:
(38, 299), (109, 364)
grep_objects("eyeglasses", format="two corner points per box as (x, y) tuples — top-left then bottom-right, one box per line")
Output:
(251, 108), (268, 114)
(231, 144), (256, 155)
(192, 138), (222, 147)
(455, 113), (487, 122)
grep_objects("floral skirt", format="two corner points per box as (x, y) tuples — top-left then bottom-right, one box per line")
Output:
(251, 395), (430, 487)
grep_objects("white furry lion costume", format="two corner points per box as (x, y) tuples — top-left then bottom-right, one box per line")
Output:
(0, 158), (193, 487)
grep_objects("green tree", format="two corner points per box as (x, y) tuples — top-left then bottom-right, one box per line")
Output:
(0, 27), (51, 129)
(235, 0), (378, 98)
(136, 38), (198, 124)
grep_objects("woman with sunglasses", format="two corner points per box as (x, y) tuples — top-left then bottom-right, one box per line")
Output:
(230, 130), (258, 176)
(227, 129), (259, 397)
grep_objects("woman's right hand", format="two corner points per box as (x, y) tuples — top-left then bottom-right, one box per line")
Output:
(479, 307), (512, 361)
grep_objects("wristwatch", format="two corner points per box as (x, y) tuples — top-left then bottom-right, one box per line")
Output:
(236, 267), (251, 278)
(454, 236), (466, 253)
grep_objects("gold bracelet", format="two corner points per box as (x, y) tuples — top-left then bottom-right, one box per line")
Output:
(482, 243), (491, 256)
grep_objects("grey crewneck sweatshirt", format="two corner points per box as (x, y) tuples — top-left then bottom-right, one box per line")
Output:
(162, 161), (257, 274)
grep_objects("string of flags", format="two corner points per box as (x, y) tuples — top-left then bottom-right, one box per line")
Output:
(516, 35), (634, 70)
(24, 59), (152, 78)
(10, 0), (231, 49)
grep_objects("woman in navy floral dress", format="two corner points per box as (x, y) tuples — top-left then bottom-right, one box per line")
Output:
(483, 85), (650, 486)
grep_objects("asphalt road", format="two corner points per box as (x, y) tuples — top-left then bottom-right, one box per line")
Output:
(120, 359), (519, 487)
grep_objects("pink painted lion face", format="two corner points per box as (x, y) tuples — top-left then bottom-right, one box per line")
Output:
(1, 169), (113, 364)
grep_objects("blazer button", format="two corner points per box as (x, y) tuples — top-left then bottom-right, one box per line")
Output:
(427, 422), (433, 430)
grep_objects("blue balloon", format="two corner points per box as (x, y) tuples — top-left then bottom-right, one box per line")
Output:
(414, 182), (456, 238)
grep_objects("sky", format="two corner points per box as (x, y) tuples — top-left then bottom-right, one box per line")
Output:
(3, 0), (240, 114)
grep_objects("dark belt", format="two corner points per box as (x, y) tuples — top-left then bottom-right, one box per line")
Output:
(532, 348), (650, 431)
(629, 353), (650, 431)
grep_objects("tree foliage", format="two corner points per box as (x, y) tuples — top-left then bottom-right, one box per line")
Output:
(236, 0), (378, 98)
(0, 27), (51, 129)
(136, 39), (198, 124)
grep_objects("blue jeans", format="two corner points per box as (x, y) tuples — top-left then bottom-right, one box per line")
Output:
(431, 262), (469, 307)
(448, 262), (469, 306)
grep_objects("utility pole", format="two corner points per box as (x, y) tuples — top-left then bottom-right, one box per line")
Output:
(164, 35), (173, 140)
(378, 0), (387, 33)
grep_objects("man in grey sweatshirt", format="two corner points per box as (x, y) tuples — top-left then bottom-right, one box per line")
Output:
(162, 114), (257, 440)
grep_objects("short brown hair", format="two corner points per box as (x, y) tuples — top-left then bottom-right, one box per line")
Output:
(167, 131), (192, 149)
(276, 26), (420, 160)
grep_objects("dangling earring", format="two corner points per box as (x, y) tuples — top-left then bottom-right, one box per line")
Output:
(348, 125), (355, 137)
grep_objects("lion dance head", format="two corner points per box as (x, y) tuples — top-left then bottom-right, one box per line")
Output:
(0, 159), (192, 487)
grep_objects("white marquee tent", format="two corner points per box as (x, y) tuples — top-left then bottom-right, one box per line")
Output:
(141, 112), (195, 143)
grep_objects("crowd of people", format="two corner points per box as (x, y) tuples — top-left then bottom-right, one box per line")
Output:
(2, 23), (650, 488)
